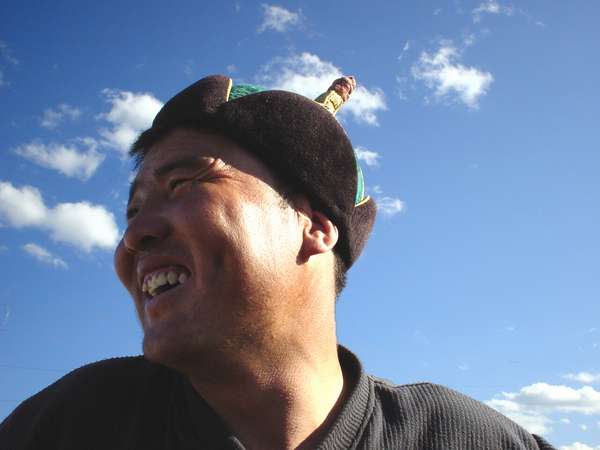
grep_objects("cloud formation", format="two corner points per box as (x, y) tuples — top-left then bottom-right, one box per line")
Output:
(258, 4), (301, 33)
(488, 383), (600, 435)
(23, 243), (67, 269)
(354, 146), (381, 167)
(411, 43), (493, 109)
(99, 89), (163, 155)
(40, 103), (81, 129)
(260, 52), (386, 125)
(564, 373), (600, 384)
(560, 443), (600, 450)
(377, 197), (405, 216)
(0, 181), (119, 252)
(472, 1), (514, 23)
(15, 139), (104, 181)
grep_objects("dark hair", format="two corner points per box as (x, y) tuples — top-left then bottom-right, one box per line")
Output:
(130, 124), (348, 298)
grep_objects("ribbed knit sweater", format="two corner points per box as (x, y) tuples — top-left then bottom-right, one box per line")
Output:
(0, 347), (555, 449)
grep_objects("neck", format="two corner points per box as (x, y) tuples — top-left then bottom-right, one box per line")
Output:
(186, 321), (345, 449)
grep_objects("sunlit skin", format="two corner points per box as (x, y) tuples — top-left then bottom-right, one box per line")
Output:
(114, 128), (346, 450)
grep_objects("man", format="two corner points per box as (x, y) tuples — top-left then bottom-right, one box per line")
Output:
(0, 75), (555, 449)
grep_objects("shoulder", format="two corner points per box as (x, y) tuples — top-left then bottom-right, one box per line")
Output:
(0, 356), (174, 449)
(367, 377), (552, 449)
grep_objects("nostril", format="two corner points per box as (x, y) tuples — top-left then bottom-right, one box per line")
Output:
(139, 236), (158, 250)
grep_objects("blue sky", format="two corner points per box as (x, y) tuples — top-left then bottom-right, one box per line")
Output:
(0, 1), (599, 448)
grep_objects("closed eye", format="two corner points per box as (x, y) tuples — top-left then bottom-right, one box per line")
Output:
(169, 178), (191, 190)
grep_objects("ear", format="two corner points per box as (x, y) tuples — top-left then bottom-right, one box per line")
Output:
(298, 209), (339, 262)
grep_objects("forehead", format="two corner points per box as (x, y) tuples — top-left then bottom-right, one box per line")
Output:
(129, 128), (279, 202)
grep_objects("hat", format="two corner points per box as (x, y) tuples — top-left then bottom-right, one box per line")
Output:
(132, 75), (376, 269)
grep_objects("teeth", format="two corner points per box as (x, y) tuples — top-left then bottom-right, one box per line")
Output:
(143, 270), (189, 297)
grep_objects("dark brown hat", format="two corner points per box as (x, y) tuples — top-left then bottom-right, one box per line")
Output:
(132, 75), (376, 269)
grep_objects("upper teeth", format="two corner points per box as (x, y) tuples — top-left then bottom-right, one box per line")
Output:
(143, 270), (188, 297)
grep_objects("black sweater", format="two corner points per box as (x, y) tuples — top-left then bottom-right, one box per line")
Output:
(0, 347), (555, 449)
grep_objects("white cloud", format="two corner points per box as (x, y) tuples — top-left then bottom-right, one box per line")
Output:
(464, 33), (476, 47)
(486, 397), (552, 435)
(378, 197), (405, 216)
(488, 383), (600, 435)
(40, 103), (81, 129)
(99, 89), (163, 155)
(564, 372), (600, 384)
(258, 4), (301, 33)
(581, 424), (589, 431)
(398, 41), (410, 61)
(226, 64), (238, 73)
(0, 181), (119, 252)
(560, 444), (600, 450)
(472, 1), (514, 23)
(411, 43), (493, 109)
(15, 139), (104, 181)
(561, 418), (572, 424)
(260, 52), (386, 125)
(23, 243), (67, 269)
(354, 146), (380, 167)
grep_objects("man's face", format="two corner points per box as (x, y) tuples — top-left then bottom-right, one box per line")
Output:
(114, 128), (303, 370)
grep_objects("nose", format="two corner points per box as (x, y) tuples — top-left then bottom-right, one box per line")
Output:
(122, 209), (170, 253)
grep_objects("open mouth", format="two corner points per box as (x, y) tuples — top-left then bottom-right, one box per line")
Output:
(142, 268), (189, 299)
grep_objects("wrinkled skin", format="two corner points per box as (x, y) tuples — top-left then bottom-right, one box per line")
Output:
(114, 128), (306, 374)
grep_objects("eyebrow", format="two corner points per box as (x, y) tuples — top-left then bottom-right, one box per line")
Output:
(127, 156), (211, 206)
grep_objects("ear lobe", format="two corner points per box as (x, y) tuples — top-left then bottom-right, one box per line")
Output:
(299, 210), (339, 261)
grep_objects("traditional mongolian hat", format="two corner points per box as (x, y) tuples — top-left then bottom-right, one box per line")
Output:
(132, 75), (377, 269)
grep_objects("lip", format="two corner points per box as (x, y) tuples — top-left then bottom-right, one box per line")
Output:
(144, 280), (186, 320)
(136, 255), (191, 292)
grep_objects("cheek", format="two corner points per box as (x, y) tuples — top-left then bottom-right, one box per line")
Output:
(114, 240), (135, 291)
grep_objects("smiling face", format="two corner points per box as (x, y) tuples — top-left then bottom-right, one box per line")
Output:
(114, 128), (306, 372)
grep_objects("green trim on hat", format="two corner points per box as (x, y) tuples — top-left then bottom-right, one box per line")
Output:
(355, 164), (366, 206)
(228, 83), (266, 101)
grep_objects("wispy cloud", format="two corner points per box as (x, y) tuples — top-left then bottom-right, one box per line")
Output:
(259, 52), (386, 125)
(487, 382), (600, 435)
(472, 1), (514, 23)
(398, 41), (411, 61)
(354, 146), (380, 167)
(0, 304), (9, 329)
(99, 89), (163, 155)
(564, 373), (600, 385)
(378, 197), (405, 216)
(23, 243), (67, 269)
(226, 64), (238, 73)
(258, 4), (302, 33)
(0, 41), (19, 66)
(40, 103), (81, 129)
(15, 138), (104, 181)
(0, 181), (119, 252)
(411, 42), (493, 109)
(559, 443), (600, 450)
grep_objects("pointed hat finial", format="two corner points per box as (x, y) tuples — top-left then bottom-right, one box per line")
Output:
(314, 75), (356, 115)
